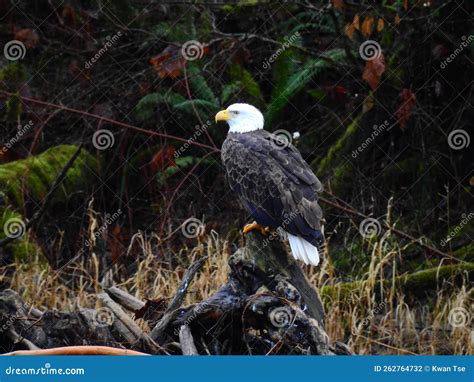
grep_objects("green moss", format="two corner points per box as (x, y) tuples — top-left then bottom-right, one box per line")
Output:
(320, 263), (474, 301)
(0, 208), (43, 261)
(452, 244), (474, 262)
(317, 113), (362, 175)
(0, 145), (98, 208)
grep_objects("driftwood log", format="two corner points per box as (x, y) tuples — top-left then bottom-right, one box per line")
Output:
(0, 232), (352, 355)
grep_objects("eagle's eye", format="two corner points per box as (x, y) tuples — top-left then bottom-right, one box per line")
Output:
(231, 111), (239, 115)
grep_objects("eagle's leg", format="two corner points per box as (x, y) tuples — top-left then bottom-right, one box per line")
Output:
(242, 221), (271, 236)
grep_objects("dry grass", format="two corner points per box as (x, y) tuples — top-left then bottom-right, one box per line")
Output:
(1, 229), (472, 355)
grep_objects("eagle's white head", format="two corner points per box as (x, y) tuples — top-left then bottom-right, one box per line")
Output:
(215, 103), (264, 133)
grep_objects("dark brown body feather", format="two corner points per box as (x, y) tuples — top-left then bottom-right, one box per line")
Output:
(221, 130), (324, 247)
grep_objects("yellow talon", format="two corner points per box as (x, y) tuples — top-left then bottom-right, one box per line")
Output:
(242, 221), (272, 236)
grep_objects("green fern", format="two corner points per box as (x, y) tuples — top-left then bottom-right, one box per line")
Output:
(186, 64), (217, 104)
(265, 48), (346, 125)
(221, 82), (243, 104)
(133, 92), (186, 122)
(229, 64), (265, 106)
(173, 99), (219, 116)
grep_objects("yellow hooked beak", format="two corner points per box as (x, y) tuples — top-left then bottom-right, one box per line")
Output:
(215, 110), (230, 123)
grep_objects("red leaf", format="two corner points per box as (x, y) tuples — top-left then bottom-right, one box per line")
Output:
(395, 88), (416, 130)
(149, 45), (187, 79)
(108, 225), (123, 264)
(362, 53), (385, 90)
(14, 28), (39, 48)
(323, 84), (348, 103)
(332, 0), (345, 10)
(148, 146), (176, 173)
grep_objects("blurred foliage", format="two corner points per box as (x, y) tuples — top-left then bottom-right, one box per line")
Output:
(0, 0), (472, 277)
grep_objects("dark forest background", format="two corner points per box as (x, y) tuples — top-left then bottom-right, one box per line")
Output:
(0, 0), (472, 355)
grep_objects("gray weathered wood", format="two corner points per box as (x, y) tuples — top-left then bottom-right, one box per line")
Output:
(179, 325), (199, 355)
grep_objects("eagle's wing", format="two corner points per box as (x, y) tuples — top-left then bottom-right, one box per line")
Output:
(221, 130), (323, 246)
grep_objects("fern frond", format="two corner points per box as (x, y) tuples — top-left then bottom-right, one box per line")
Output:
(265, 49), (347, 125)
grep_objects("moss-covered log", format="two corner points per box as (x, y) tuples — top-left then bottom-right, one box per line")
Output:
(0, 144), (98, 208)
(321, 262), (474, 301)
(0, 145), (98, 260)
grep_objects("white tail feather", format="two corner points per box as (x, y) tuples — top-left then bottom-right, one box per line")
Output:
(287, 233), (320, 266)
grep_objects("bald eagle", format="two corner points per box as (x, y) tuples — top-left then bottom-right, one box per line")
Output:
(215, 103), (324, 266)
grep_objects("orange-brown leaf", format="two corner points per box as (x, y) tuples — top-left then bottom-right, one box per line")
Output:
(332, 0), (345, 10)
(149, 45), (186, 79)
(394, 14), (401, 26)
(344, 24), (356, 40)
(148, 145), (176, 173)
(353, 14), (360, 30)
(14, 28), (39, 48)
(109, 225), (123, 264)
(361, 16), (375, 37)
(362, 53), (385, 90)
(395, 88), (416, 130)
(377, 18), (385, 32)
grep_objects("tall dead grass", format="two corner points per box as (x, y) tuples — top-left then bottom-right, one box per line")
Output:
(1, 228), (472, 355)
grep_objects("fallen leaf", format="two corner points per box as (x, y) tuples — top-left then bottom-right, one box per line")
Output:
(362, 53), (385, 90)
(395, 88), (416, 130)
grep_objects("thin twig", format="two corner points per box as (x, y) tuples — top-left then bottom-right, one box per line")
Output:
(320, 191), (460, 262)
(0, 91), (220, 153)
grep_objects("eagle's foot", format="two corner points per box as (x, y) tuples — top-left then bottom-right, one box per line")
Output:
(242, 221), (271, 236)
